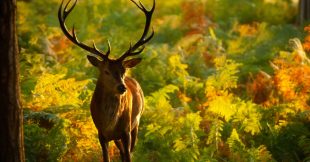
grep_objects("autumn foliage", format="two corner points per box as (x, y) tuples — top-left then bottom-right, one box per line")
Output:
(19, 0), (310, 161)
(247, 37), (310, 110)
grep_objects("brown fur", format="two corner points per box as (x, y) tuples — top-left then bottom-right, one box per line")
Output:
(58, 0), (154, 161)
(90, 76), (143, 162)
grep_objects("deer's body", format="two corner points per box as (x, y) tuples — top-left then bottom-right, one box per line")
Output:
(58, 0), (154, 161)
(85, 59), (147, 162)
(91, 77), (144, 141)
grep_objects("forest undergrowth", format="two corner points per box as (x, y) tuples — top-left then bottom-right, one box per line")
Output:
(18, 0), (310, 161)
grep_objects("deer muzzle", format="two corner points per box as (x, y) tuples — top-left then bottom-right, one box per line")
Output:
(117, 84), (127, 94)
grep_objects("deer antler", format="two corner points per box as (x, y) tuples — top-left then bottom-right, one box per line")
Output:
(58, 0), (111, 60)
(117, 0), (155, 61)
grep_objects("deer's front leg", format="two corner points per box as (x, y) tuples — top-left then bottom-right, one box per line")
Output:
(99, 133), (110, 162)
(121, 132), (132, 162)
(114, 140), (125, 162)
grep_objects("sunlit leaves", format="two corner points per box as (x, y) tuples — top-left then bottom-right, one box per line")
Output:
(272, 43), (310, 110)
(169, 55), (189, 77)
(173, 138), (187, 152)
(207, 118), (223, 147)
(146, 123), (163, 137)
(227, 129), (245, 151)
(26, 73), (91, 111)
(139, 85), (202, 162)
(227, 129), (275, 161)
(252, 145), (275, 162)
(208, 97), (261, 135)
(208, 96), (235, 121)
(233, 101), (261, 135)
(205, 56), (241, 98)
(172, 113), (201, 161)
(62, 114), (102, 161)
(146, 84), (179, 108)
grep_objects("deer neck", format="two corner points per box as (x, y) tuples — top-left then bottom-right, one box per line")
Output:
(94, 82), (120, 100)
(93, 79), (129, 111)
(92, 81), (129, 131)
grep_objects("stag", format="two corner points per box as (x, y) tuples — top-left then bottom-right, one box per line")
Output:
(58, 0), (155, 161)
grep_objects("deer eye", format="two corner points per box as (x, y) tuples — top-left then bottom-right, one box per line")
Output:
(104, 70), (110, 75)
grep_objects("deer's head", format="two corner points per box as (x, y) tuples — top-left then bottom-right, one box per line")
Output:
(58, 0), (155, 94)
(87, 56), (142, 94)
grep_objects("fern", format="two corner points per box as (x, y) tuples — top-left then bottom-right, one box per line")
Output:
(233, 100), (261, 135)
(26, 73), (91, 110)
(299, 136), (310, 161)
(208, 95), (236, 121)
(227, 129), (245, 152)
(207, 118), (224, 151)
(246, 145), (275, 162)
(205, 56), (241, 97)
(136, 85), (203, 162)
(24, 110), (70, 162)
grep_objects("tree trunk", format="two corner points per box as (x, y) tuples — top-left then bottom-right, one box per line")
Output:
(299, 0), (310, 24)
(0, 0), (25, 161)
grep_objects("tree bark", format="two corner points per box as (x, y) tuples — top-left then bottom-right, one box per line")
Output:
(299, 0), (310, 24)
(0, 0), (25, 161)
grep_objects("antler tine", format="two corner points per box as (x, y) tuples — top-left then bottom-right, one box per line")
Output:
(58, 0), (110, 60)
(63, 0), (76, 19)
(118, 0), (155, 61)
(92, 40), (111, 59)
(106, 40), (111, 57)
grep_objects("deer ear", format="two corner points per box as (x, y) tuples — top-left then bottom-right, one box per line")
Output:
(123, 58), (142, 68)
(87, 55), (100, 67)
